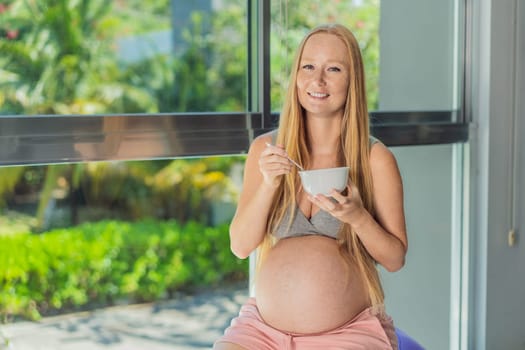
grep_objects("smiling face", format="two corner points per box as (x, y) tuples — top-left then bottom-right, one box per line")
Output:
(296, 33), (350, 120)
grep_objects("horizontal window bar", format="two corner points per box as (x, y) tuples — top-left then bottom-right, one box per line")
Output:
(0, 112), (468, 166)
(369, 110), (461, 124)
(371, 123), (468, 146)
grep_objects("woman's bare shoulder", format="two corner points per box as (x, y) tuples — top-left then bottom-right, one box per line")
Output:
(369, 141), (400, 176)
(249, 130), (278, 153)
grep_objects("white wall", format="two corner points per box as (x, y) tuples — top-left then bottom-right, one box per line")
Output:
(379, 1), (458, 348)
(380, 145), (454, 350)
(470, 0), (525, 348)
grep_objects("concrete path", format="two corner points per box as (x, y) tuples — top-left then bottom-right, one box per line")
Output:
(0, 283), (249, 350)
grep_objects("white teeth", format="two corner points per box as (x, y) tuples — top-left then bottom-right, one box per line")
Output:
(309, 92), (329, 98)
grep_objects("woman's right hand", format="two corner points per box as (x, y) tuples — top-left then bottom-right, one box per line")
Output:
(229, 138), (292, 258)
(259, 143), (292, 188)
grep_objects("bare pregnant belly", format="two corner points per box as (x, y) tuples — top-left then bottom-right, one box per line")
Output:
(255, 235), (369, 334)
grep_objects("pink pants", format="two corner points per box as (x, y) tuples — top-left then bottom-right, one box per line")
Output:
(215, 298), (398, 350)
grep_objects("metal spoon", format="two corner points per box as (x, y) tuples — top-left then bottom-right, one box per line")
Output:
(265, 142), (304, 171)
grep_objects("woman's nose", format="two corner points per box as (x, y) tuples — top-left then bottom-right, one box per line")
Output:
(314, 70), (326, 85)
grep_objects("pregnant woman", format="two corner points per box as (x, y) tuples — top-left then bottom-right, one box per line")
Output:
(214, 23), (407, 350)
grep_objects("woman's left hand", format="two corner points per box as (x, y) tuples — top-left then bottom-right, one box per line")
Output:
(307, 181), (366, 226)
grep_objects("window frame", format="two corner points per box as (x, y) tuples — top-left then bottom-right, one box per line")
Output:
(0, 0), (469, 167)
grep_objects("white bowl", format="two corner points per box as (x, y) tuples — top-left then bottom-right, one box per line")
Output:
(299, 166), (349, 196)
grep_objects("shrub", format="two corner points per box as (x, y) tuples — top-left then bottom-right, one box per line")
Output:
(0, 219), (247, 321)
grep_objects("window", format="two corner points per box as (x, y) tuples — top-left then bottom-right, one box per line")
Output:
(1, 0), (467, 167)
(0, 1), (470, 348)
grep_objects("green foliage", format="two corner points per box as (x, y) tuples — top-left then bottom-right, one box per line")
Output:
(79, 156), (241, 223)
(0, 166), (25, 209)
(0, 219), (247, 322)
(148, 157), (240, 222)
(124, 4), (247, 113)
(173, 13), (215, 112)
(112, 0), (171, 34)
(0, 0), (158, 115)
(1, 0), (247, 115)
(0, 156), (242, 232)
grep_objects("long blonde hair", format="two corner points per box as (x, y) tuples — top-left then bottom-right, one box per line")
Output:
(258, 24), (384, 308)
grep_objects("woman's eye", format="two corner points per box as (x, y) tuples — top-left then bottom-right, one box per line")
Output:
(328, 67), (341, 72)
(302, 64), (314, 70)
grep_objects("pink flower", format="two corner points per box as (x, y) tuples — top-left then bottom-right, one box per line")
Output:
(7, 30), (19, 39)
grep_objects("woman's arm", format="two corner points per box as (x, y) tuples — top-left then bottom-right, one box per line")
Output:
(362, 143), (407, 271)
(229, 133), (292, 259)
(309, 142), (407, 272)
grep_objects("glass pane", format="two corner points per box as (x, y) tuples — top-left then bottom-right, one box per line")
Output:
(379, 0), (464, 115)
(270, 0), (464, 119)
(0, 0), (247, 115)
(0, 157), (248, 347)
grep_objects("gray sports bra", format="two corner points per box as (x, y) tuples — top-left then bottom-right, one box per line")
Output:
(273, 205), (342, 239)
(271, 133), (380, 240)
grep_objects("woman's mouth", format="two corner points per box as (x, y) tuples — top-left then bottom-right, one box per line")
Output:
(308, 92), (329, 98)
